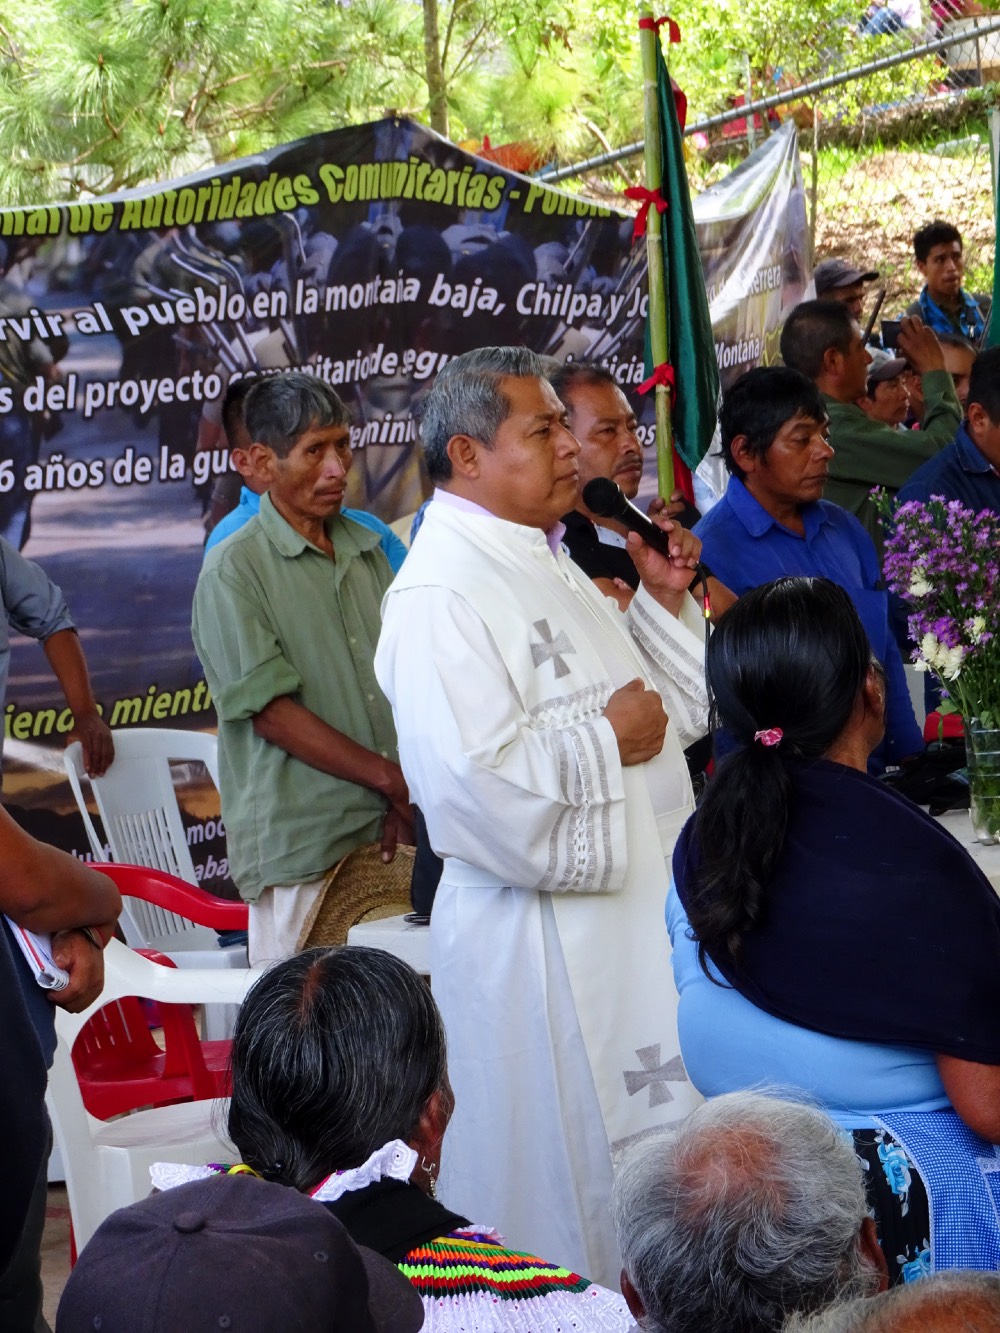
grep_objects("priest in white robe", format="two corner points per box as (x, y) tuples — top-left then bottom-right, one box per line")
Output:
(374, 346), (709, 1287)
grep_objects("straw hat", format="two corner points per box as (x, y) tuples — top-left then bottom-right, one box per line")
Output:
(298, 842), (416, 949)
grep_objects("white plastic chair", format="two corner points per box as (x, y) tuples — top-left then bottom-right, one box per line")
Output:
(46, 939), (264, 1252)
(347, 915), (430, 975)
(904, 663), (927, 731)
(63, 728), (246, 1037)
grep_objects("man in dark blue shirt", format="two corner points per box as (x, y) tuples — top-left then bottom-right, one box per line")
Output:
(896, 346), (1000, 517)
(694, 366), (924, 763)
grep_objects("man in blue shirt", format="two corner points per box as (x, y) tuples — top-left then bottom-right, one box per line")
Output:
(204, 376), (408, 571)
(904, 220), (990, 344)
(896, 346), (1000, 517)
(694, 366), (923, 763)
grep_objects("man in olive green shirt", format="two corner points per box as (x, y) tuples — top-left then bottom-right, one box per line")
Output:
(780, 301), (961, 559)
(192, 374), (412, 964)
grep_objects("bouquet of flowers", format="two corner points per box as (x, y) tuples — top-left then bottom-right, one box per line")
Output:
(881, 496), (1000, 722)
(880, 494), (1000, 840)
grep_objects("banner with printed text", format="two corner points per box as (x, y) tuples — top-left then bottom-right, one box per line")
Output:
(0, 116), (806, 880)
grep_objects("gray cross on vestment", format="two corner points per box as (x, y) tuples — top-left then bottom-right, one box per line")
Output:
(623, 1044), (687, 1108)
(529, 618), (576, 679)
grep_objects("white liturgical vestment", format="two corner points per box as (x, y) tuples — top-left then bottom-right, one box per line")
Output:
(375, 499), (709, 1286)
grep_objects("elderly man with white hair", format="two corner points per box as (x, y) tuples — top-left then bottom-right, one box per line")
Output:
(786, 1270), (1000, 1332)
(612, 1092), (888, 1333)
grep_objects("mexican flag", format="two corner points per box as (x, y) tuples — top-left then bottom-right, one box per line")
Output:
(644, 29), (720, 476)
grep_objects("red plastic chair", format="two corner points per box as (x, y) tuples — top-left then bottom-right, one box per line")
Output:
(91, 862), (249, 936)
(72, 866), (249, 1119)
(71, 949), (231, 1119)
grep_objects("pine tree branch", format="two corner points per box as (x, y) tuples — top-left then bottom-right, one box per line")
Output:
(441, 0), (469, 71)
(578, 115), (632, 183)
(0, 20), (23, 68)
(448, 17), (491, 79)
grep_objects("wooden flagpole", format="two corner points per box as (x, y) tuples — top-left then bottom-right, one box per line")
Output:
(638, 6), (674, 498)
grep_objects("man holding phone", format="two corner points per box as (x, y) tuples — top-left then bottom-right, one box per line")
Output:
(780, 301), (960, 559)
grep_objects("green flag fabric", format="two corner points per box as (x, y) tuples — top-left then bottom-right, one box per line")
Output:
(644, 38), (720, 471)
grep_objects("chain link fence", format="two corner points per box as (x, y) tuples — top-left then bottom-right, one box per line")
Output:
(544, 15), (1000, 318)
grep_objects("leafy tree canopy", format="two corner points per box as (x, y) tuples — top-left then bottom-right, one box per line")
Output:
(0, 0), (941, 205)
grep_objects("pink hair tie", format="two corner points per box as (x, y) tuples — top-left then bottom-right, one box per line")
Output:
(754, 728), (783, 747)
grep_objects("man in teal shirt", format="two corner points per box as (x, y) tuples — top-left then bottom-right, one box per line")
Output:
(780, 300), (960, 560)
(192, 374), (412, 964)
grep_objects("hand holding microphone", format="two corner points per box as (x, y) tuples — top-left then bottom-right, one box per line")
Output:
(582, 478), (702, 571)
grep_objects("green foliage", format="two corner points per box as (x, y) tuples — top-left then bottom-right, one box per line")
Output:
(0, 0), (982, 203)
(0, 0), (424, 201)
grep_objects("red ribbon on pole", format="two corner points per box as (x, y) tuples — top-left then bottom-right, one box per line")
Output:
(623, 185), (668, 241)
(638, 15), (681, 41)
(638, 362), (676, 398)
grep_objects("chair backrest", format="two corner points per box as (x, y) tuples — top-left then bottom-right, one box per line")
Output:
(47, 941), (260, 1250)
(71, 948), (224, 1118)
(64, 730), (222, 953)
(72, 994), (163, 1070)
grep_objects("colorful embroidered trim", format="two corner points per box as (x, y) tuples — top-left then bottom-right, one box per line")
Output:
(398, 1231), (593, 1302)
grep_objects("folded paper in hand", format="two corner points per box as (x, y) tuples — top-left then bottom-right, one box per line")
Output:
(5, 917), (69, 990)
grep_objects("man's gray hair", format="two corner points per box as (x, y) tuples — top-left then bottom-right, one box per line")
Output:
(243, 372), (351, 459)
(612, 1091), (880, 1333)
(785, 1270), (1000, 1332)
(420, 345), (546, 482)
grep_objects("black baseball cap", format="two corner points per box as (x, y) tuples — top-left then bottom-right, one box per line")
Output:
(866, 345), (908, 386)
(57, 1174), (425, 1332)
(814, 257), (879, 293)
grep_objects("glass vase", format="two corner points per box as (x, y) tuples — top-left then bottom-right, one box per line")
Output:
(964, 720), (1000, 845)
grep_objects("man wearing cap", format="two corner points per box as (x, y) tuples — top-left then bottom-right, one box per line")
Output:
(780, 301), (960, 557)
(813, 257), (880, 324)
(57, 1174), (424, 1333)
(858, 347), (910, 429)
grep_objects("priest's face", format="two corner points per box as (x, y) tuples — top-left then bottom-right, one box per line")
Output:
(472, 375), (581, 529)
(563, 379), (644, 503)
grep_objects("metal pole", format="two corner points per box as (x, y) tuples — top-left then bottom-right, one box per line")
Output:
(539, 16), (1000, 182)
(744, 53), (756, 150)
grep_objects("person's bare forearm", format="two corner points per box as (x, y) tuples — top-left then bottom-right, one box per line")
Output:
(936, 1052), (1000, 1142)
(44, 628), (115, 776)
(0, 806), (121, 934)
(252, 695), (405, 804)
(42, 628), (99, 717)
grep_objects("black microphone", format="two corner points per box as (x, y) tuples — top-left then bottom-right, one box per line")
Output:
(582, 477), (677, 559)
(583, 476), (713, 629)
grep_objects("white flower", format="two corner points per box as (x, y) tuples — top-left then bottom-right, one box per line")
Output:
(908, 568), (932, 597)
(941, 645), (966, 681)
(971, 616), (987, 640)
(920, 632), (944, 672)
